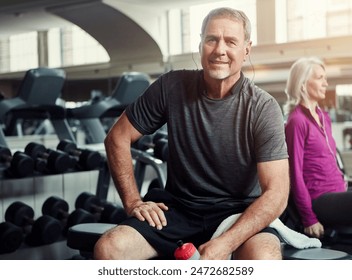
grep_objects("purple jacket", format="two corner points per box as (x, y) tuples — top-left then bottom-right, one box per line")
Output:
(285, 105), (346, 227)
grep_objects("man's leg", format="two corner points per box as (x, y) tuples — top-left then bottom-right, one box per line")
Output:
(233, 232), (282, 260)
(93, 225), (159, 260)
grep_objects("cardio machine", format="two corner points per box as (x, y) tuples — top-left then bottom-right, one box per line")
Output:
(66, 72), (150, 144)
(0, 67), (75, 144)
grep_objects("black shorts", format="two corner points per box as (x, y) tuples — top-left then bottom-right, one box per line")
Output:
(120, 189), (281, 258)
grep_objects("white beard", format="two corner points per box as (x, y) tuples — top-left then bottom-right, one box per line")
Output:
(208, 68), (231, 80)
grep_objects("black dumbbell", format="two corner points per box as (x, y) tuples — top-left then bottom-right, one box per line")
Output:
(0, 146), (34, 178)
(24, 142), (71, 174)
(75, 192), (127, 224)
(132, 130), (168, 151)
(5, 201), (62, 246)
(0, 222), (23, 254)
(42, 196), (96, 234)
(99, 203), (128, 224)
(56, 139), (102, 170)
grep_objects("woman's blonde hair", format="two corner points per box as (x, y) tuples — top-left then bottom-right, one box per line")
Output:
(283, 57), (325, 115)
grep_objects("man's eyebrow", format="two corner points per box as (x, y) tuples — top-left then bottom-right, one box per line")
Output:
(204, 34), (218, 39)
(204, 34), (240, 41)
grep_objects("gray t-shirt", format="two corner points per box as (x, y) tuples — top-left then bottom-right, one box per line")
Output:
(126, 70), (287, 212)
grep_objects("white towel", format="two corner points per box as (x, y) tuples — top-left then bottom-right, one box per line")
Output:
(211, 213), (322, 258)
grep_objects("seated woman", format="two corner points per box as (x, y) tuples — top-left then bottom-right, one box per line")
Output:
(284, 56), (351, 239)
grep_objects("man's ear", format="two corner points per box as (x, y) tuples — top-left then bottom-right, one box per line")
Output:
(198, 42), (202, 53)
(245, 41), (252, 55)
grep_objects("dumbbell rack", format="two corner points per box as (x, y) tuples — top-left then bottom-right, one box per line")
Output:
(0, 140), (116, 259)
(0, 170), (107, 257)
(0, 140), (167, 259)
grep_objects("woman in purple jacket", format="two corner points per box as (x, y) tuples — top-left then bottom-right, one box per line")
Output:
(284, 57), (350, 239)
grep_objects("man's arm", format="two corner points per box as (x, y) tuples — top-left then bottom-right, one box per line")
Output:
(198, 158), (289, 259)
(104, 112), (168, 229)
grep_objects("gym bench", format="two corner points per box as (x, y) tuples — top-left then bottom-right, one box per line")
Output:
(66, 222), (352, 260)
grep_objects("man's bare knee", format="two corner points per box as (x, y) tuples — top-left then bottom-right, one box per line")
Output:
(233, 232), (282, 260)
(94, 225), (158, 260)
(94, 225), (121, 260)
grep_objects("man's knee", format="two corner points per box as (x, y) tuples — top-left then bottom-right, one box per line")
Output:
(93, 226), (123, 260)
(234, 232), (282, 260)
(93, 225), (158, 260)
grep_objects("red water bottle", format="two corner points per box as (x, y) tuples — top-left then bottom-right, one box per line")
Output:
(174, 240), (200, 260)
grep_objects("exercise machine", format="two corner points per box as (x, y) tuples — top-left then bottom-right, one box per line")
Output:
(67, 72), (150, 144)
(0, 67), (75, 142)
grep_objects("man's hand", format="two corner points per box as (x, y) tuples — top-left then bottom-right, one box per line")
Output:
(304, 222), (324, 238)
(198, 237), (233, 260)
(128, 201), (168, 230)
